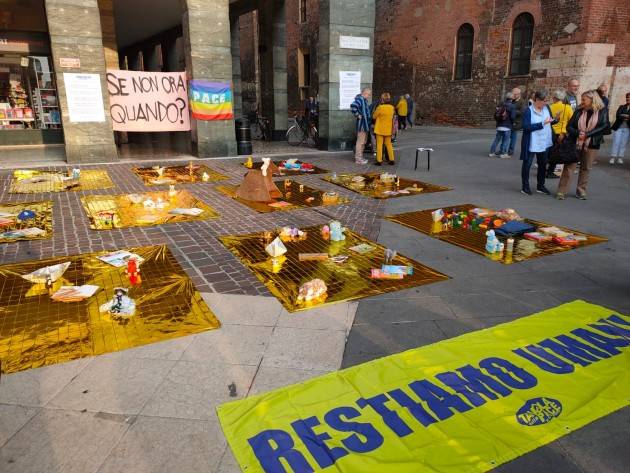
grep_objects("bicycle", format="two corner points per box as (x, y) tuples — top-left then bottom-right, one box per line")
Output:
(248, 109), (272, 141)
(286, 114), (318, 147)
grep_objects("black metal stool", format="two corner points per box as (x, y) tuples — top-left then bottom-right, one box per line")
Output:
(415, 147), (434, 171)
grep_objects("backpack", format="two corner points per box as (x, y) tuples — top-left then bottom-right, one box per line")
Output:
(494, 104), (509, 122)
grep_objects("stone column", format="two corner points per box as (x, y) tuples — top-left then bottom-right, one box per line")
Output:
(44, 0), (118, 163)
(318, 0), (375, 151)
(257, 0), (287, 139)
(271, 0), (287, 139)
(182, 0), (236, 157)
(230, 16), (243, 118)
(143, 45), (160, 72)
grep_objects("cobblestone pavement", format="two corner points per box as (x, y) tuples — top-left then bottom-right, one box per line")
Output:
(0, 154), (385, 296)
(0, 126), (628, 473)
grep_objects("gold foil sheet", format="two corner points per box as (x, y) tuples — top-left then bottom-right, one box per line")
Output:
(242, 159), (329, 175)
(0, 245), (220, 374)
(81, 189), (219, 230)
(10, 169), (114, 193)
(322, 173), (451, 199)
(220, 225), (449, 312)
(386, 204), (608, 264)
(0, 201), (53, 243)
(133, 163), (229, 186)
(215, 181), (349, 213)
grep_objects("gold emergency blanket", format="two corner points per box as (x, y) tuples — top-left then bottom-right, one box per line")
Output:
(243, 159), (329, 175)
(0, 201), (53, 243)
(0, 245), (220, 374)
(215, 181), (349, 213)
(220, 225), (449, 312)
(10, 169), (114, 193)
(81, 189), (219, 230)
(386, 204), (607, 264)
(322, 173), (451, 199)
(217, 300), (630, 473)
(133, 163), (228, 186)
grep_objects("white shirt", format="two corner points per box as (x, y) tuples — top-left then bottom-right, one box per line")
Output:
(529, 105), (553, 153)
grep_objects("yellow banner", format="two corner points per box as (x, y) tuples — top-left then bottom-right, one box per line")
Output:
(217, 301), (630, 473)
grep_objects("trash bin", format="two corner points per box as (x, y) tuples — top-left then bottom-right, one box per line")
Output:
(235, 117), (253, 155)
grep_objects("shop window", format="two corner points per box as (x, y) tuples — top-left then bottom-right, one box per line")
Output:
(509, 13), (534, 76)
(0, 32), (61, 131)
(454, 23), (474, 80)
(300, 0), (307, 23)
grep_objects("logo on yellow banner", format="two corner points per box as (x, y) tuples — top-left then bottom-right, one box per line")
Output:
(217, 301), (630, 473)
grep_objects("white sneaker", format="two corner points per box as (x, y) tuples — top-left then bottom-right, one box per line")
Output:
(499, 154), (510, 159)
(355, 158), (368, 165)
(610, 158), (615, 164)
(488, 153), (497, 158)
(618, 158), (624, 165)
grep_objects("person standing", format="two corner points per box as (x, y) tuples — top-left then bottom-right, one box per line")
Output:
(508, 87), (525, 157)
(610, 92), (630, 165)
(556, 90), (609, 200)
(546, 90), (574, 178)
(304, 96), (319, 128)
(405, 94), (414, 128)
(597, 84), (610, 111)
(489, 92), (515, 158)
(396, 95), (408, 130)
(350, 88), (372, 164)
(372, 92), (396, 166)
(564, 78), (580, 111)
(519, 90), (556, 196)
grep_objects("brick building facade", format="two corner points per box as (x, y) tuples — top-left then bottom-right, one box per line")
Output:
(372, 0), (630, 125)
(268, 0), (630, 126)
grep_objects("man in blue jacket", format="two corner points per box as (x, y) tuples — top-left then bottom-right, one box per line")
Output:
(350, 88), (372, 164)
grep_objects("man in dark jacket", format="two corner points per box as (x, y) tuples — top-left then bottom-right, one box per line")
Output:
(350, 88), (372, 164)
(490, 92), (516, 158)
(508, 87), (525, 157)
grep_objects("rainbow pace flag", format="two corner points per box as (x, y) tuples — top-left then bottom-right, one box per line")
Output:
(189, 80), (234, 121)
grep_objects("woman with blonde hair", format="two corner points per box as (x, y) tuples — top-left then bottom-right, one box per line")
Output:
(557, 90), (610, 200)
(372, 92), (396, 165)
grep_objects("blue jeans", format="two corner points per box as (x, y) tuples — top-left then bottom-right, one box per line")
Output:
(521, 151), (548, 192)
(509, 130), (520, 155)
(490, 130), (510, 155)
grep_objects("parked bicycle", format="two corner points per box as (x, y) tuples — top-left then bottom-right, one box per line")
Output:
(286, 114), (318, 147)
(248, 109), (272, 141)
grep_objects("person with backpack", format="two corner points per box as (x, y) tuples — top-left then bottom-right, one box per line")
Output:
(520, 90), (558, 195)
(489, 92), (515, 158)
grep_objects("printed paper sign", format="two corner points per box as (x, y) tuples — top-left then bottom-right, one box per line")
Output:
(339, 71), (361, 110)
(218, 300), (630, 473)
(63, 73), (106, 123)
(189, 80), (234, 121)
(106, 70), (191, 132)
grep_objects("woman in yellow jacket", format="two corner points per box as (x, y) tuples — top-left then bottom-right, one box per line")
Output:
(546, 89), (574, 178)
(396, 96), (408, 130)
(373, 92), (396, 165)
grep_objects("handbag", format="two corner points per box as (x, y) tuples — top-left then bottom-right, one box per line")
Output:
(549, 137), (579, 165)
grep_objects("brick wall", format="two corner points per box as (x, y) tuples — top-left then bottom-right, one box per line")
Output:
(373, 0), (629, 126)
(286, 0), (319, 115)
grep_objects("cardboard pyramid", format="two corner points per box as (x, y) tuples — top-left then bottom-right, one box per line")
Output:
(236, 158), (282, 202)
